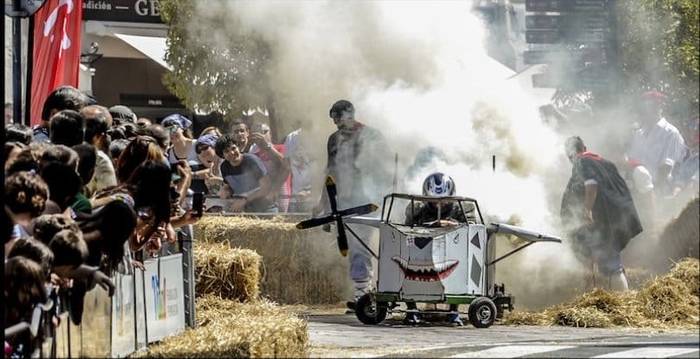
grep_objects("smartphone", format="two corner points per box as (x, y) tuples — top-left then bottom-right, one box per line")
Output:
(192, 192), (205, 217)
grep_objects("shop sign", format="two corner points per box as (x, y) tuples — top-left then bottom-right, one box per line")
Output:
(83, 0), (162, 23)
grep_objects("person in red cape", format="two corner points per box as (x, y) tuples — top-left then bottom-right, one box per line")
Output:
(561, 136), (643, 291)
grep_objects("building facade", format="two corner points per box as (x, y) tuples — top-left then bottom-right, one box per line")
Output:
(4, 0), (188, 124)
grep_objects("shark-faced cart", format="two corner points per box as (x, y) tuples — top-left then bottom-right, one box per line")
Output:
(297, 178), (562, 328)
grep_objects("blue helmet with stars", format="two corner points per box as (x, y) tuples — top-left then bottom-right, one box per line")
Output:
(422, 172), (455, 197)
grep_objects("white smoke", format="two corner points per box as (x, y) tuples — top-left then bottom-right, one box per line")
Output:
(190, 0), (586, 308)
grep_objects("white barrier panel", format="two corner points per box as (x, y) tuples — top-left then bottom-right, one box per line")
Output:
(68, 316), (80, 357)
(55, 313), (70, 358)
(81, 285), (112, 357)
(135, 269), (148, 350)
(20, 252), (190, 358)
(144, 254), (186, 343)
(75, 286), (112, 358)
(111, 273), (137, 357)
(56, 313), (70, 358)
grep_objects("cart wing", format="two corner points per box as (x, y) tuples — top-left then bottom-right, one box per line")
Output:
(344, 216), (382, 228)
(488, 223), (562, 243)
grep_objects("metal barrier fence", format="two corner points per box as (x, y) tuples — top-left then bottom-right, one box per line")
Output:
(5, 226), (195, 358)
(4, 212), (312, 358)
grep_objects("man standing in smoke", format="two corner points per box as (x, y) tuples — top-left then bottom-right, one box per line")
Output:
(625, 91), (687, 230)
(319, 99), (391, 310)
(561, 136), (643, 291)
(627, 92), (687, 194)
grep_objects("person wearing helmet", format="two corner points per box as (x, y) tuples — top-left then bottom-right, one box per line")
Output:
(405, 172), (466, 227)
(402, 172), (466, 326)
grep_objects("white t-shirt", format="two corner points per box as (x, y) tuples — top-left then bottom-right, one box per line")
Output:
(627, 118), (687, 181)
(87, 150), (117, 195)
(167, 140), (198, 166)
(283, 129), (312, 195)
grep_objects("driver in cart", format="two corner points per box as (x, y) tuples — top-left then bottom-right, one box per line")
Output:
(403, 172), (470, 326)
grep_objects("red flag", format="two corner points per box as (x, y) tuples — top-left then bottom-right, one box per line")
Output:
(30, 0), (83, 126)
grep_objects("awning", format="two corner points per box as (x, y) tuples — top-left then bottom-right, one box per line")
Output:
(114, 33), (171, 71)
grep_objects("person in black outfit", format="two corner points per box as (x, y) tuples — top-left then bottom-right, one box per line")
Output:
(561, 136), (643, 291)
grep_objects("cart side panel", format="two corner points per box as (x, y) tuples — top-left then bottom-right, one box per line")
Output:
(377, 226), (404, 293)
(466, 225), (487, 295)
(401, 234), (446, 301)
(442, 227), (470, 295)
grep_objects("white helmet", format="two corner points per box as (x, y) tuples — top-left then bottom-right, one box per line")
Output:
(422, 172), (455, 197)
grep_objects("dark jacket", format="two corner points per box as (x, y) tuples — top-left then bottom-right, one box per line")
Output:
(325, 122), (390, 208)
(561, 152), (643, 251)
(404, 201), (467, 226)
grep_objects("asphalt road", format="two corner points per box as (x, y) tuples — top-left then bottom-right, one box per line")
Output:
(306, 314), (700, 358)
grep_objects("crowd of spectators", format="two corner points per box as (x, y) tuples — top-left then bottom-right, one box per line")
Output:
(5, 83), (696, 356)
(621, 92), (699, 234)
(3, 85), (313, 357)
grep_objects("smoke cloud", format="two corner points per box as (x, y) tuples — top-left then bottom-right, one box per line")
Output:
(186, 0), (694, 309)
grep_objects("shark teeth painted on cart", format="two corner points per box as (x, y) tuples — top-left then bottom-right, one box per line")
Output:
(391, 257), (459, 281)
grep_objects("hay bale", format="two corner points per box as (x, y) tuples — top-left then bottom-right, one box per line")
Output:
(195, 216), (351, 304)
(194, 242), (261, 302)
(634, 258), (700, 327)
(502, 310), (551, 326)
(668, 258), (700, 296)
(553, 306), (613, 328)
(568, 289), (649, 327)
(504, 258), (699, 329)
(659, 197), (699, 262)
(625, 267), (652, 289)
(505, 290), (645, 328)
(135, 296), (308, 358)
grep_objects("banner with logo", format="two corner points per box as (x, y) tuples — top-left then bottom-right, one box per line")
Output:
(111, 273), (136, 357)
(143, 254), (186, 343)
(30, 0), (83, 126)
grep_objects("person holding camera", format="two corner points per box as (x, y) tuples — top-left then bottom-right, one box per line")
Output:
(162, 114), (198, 166)
(249, 122), (291, 212)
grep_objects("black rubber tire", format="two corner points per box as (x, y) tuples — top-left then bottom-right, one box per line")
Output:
(468, 297), (497, 328)
(355, 294), (387, 325)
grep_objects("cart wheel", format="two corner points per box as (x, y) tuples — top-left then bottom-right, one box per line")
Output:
(355, 294), (387, 325)
(468, 297), (497, 328)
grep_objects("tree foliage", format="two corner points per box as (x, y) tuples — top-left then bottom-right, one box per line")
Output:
(160, 0), (272, 120)
(618, 0), (699, 118)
